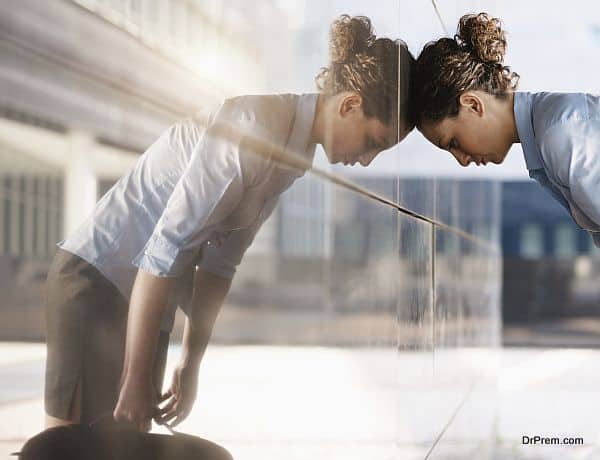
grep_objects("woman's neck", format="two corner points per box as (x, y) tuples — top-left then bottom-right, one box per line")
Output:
(310, 93), (326, 145)
(506, 92), (520, 144)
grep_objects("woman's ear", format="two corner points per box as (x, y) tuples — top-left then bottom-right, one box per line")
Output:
(458, 92), (485, 117)
(339, 92), (363, 118)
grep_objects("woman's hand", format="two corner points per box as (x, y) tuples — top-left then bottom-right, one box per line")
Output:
(155, 361), (199, 427)
(113, 376), (158, 432)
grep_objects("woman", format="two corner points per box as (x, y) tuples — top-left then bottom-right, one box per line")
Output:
(45, 15), (415, 432)
(412, 12), (600, 246)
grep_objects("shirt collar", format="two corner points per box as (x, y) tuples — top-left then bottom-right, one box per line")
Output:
(282, 93), (318, 177)
(514, 91), (543, 171)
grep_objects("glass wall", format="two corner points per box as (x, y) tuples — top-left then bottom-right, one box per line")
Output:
(0, 1), (500, 459)
(191, 2), (501, 457)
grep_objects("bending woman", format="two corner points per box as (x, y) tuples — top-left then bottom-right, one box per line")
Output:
(44, 15), (415, 432)
(412, 12), (600, 246)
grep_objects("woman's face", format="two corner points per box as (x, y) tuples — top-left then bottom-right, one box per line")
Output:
(322, 93), (400, 167)
(418, 92), (513, 167)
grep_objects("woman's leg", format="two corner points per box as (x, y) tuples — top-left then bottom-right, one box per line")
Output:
(44, 379), (81, 428)
(45, 329), (168, 427)
(44, 248), (171, 428)
(44, 249), (87, 428)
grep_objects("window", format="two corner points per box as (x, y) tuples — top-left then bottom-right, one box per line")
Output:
(520, 223), (544, 258)
(554, 224), (576, 258)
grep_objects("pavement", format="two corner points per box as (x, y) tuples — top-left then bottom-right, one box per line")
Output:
(2, 323), (600, 460)
(503, 317), (600, 348)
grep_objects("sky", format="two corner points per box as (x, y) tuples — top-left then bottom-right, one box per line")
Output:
(276, 0), (600, 179)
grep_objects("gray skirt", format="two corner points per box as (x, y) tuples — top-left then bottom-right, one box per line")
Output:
(44, 248), (169, 423)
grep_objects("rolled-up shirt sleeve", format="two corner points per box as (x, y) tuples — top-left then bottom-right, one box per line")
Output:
(199, 197), (279, 279)
(198, 225), (261, 280)
(132, 107), (245, 277)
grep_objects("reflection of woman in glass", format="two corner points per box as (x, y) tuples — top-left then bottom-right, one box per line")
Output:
(45, 15), (415, 432)
(412, 12), (600, 247)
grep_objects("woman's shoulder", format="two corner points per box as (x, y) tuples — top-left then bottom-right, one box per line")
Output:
(225, 92), (300, 106)
(531, 92), (593, 120)
(221, 93), (300, 127)
(530, 92), (595, 137)
(219, 94), (302, 185)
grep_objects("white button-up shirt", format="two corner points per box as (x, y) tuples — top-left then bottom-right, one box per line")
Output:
(59, 93), (318, 330)
(514, 91), (600, 247)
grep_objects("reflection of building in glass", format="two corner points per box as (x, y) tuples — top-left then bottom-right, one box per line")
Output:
(232, 176), (501, 318)
(278, 174), (331, 257)
(502, 181), (594, 258)
(502, 181), (600, 322)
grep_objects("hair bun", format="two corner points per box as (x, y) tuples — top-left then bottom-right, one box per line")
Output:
(329, 15), (376, 64)
(456, 12), (506, 64)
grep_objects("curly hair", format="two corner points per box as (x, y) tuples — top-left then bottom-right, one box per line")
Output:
(316, 15), (414, 127)
(412, 12), (519, 124)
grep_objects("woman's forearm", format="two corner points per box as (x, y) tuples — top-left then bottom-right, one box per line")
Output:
(181, 267), (232, 366)
(122, 269), (174, 384)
